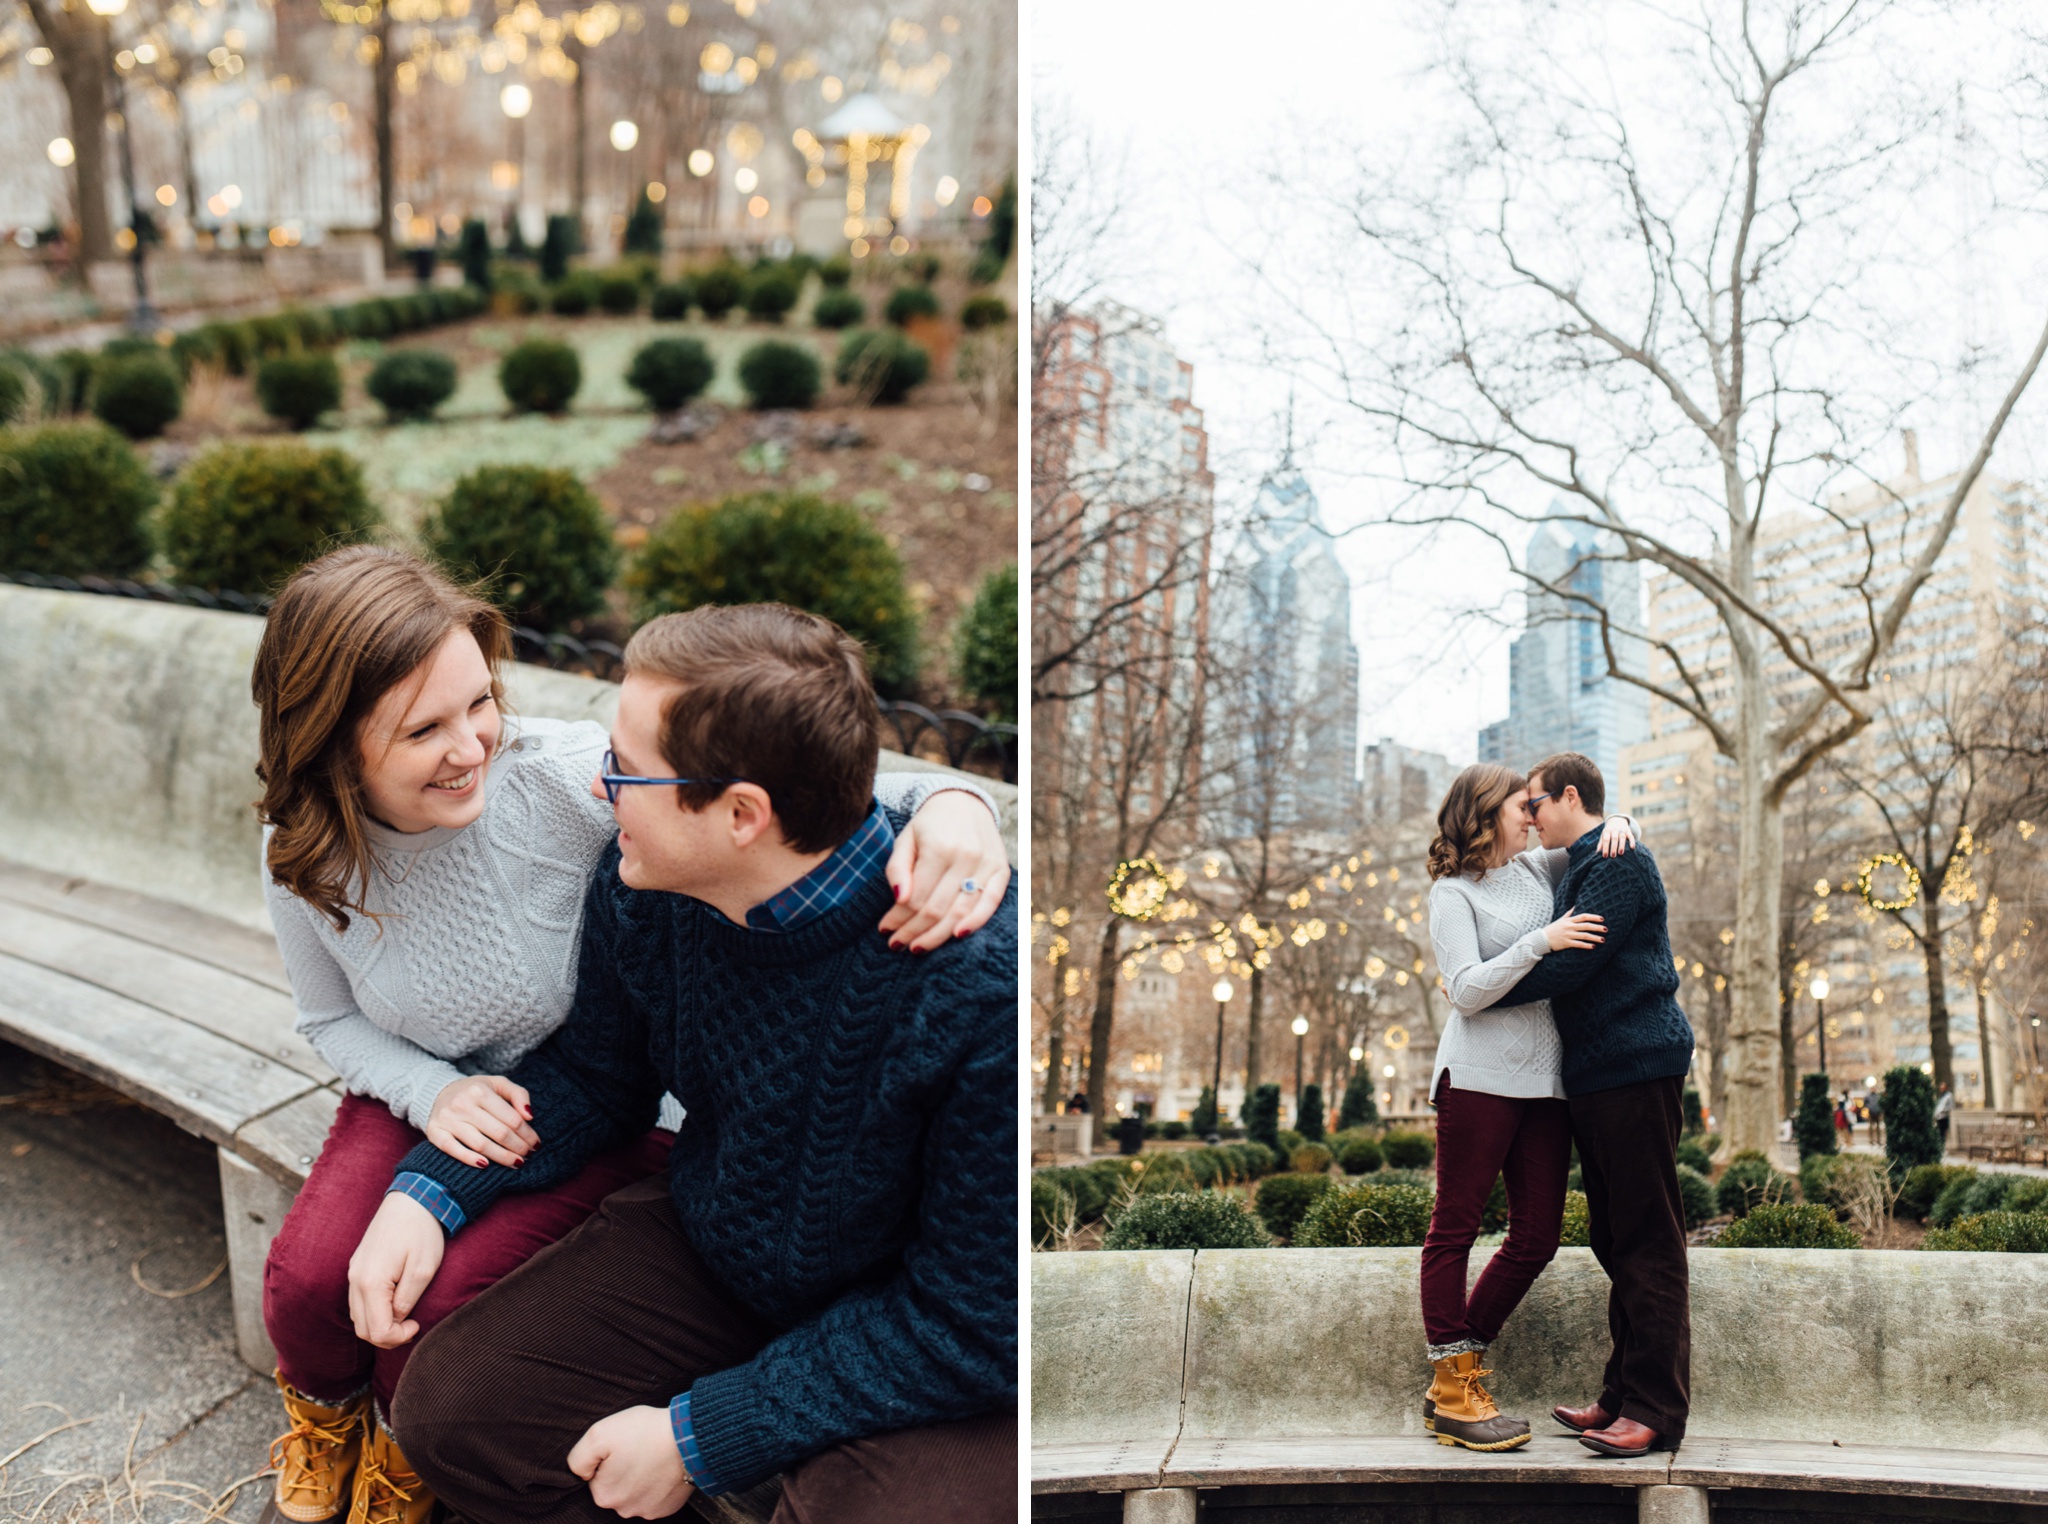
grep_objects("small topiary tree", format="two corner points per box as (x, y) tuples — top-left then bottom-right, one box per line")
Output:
(1715, 1149), (1797, 1219)
(366, 349), (459, 421)
(1714, 1202), (1858, 1249)
(458, 219), (493, 290)
(550, 273), (599, 316)
(650, 281), (693, 320)
(1676, 1138), (1714, 1174)
(540, 214), (579, 283)
(818, 255), (853, 289)
(1382, 1129), (1436, 1169)
(421, 464), (617, 630)
(499, 338), (583, 413)
(597, 270), (641, 315)
(622, 186), (664, 256)
(161, 441), (379, 593)
(1254, 1173), (1334, 1241)
(693, 264), (746, 319)
(1795, 1073), (1838, 1159)
(812, 289), (865, 329)
(884, 284), (941, 327)
(1296, 1083), (1327, 1142)
(255, 352), (343, 430)
(626, 491), (920, 692)
(0, 422), (156, 576)
(1289, 1141), (1334, 1175)
(737, 340), (823, 409)
(1101, 1191), (1271, 1251)
(1881, 1065), (1941, 1179)
(1924, 1210), (2048, 1252)
(1190, 1085), (1218, 1136)
(90, 354), (183, 439)
(833, 328), (931, 403)
(1682, 1087), (1706, 1136)
(1243, 1083), (1282, 1158)
(1293, 1181), (1435, 1247)
(1338, 1065), (1381, 1130)
(625, 337), (716, 412)
(960, 293), (1009, 331)
(1337, 1136), (1383, 1175)
(1676, 1164), (1719, 1228)
(953, 561), (1017, 720)
(744, 270), (801, 323)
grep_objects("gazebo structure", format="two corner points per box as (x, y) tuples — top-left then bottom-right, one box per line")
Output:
(795, 92), (929, 256)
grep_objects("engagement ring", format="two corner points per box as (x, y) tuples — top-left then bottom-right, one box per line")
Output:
(961, 879), (979, 894)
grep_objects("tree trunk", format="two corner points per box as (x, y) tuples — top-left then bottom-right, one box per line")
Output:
(26, 1), (114, 267)
(1084, 917), (1120, 1122)
(1725, 624), (1788, 1154)
(569, 37), (589, 248)
(373, 5), (396, 272)
(1043, 1007), (1066, 1114)
(1777, 966), (1799, 1118)
(1921, 894), (1954, 1093)
(176, 87), (201, 233)
(1975, 978), (1997, 1110)
(1244, 962), (1265, 1098)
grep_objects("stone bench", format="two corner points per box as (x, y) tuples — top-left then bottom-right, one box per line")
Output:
(1032, 1247), (2048, 1522)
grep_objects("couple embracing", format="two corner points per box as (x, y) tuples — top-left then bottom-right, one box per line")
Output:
(250, 546), (1017, 1524)
(1419, 753), (1697, 1459)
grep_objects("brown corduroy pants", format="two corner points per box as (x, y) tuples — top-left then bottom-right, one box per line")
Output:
(390, 1178), (1017, 1524)
(1570, 1074), (1692, 1442)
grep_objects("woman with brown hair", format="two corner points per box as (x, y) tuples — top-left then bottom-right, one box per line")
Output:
(249, 546), (1009, 1524)
(1417, 762), (1634, 1454)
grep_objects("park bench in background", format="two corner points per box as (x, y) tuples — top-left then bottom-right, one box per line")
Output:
(0, 584), (1016, 1524)
(1034, 1247), (2048, 1523)
(1952, 1110), (2048, 1165)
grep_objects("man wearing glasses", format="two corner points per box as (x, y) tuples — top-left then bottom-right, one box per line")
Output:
(1485, 752), (1695, 1462)
(343, 604), (1018, 1523)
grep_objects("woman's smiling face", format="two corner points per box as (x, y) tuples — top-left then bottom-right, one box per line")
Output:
(1491, 786), (1531, 867)
(357, 628), (501, 834)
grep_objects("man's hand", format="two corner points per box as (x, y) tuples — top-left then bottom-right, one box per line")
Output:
(426, 1073), (539, 1168)
(346, 1192), (447, 1348)
(879, 788), (1010, 951)
(566, 1406), (695, 1520)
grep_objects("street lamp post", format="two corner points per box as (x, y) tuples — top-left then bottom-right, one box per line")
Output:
(88, 0), (155, 331)
(501, 83), (533, 237)
(1810, 972), (1831, 1076)
(1211, 979), (1234, 1106)
(1291, 1015), (1309, 1117)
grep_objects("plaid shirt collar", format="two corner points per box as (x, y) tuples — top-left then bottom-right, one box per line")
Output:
(744, 802), (895, 933)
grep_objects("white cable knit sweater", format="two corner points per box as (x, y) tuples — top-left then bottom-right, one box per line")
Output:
(1425, 848), (1573, 1103)
(263, 715), (992, 1130)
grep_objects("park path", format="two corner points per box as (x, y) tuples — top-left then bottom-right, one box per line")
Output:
(0, 1041), (276, 1524)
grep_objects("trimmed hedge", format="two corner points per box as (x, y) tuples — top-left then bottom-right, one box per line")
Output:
(1714, 1202), (1858, 1249)
(884, 284), (941, 326)
(1882, 1065), (1942, 1178)
(1289, 1141), (1334, 1174)
(694, 264), (746, 319)
(1676, 1139), (1715, 1174)
(1676, 1163), (1718, 1229)
(817, 255), (853, 289)
(1795, 1074), (1838, 1159)
(365, 349), (459, 421)
(626, 490), (920, 692)
(90, 354), (183, 439)
(1896, 1162), (1972, 1220)
(833, 328), (930, 403)
(1924, 1210), (2048, 1252)
(737, 341), (822, 409)
(1381, 1129), (1436, 1169)
(596, 271), (641, 314)
(499, 338), (582, 413)
(651, 281), (693, 320)
(1254, 1173), (1334, 1241)
(743, 270), (801, 323)
(1337, 1136), (1384, 1175)
(0, 422), (156, 576)
(420, 464), (617, 630)
(1716, 1150), (1798, 1219)
(255, 352), (343, 430)
(812, 289), (865, 329)
(161, 441), (379, 593)
(550, 273), (599, 316)
(953, 561), (1017, 720)
(1293, 1181), (1434, 1247)
(960, 294), (1010, 331)
(1101, 1192), (1270, 1251)
(625, 338), (717, 412)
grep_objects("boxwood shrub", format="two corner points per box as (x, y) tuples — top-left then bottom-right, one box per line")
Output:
(1254, 1173), (1333, 1241)
(1289, 1142), (1334, 1175)
(1924, 1210), (2048, 1252)
(736, 341), (822, 409)
(1929, 1169), (2017, 1229)
(1560, 1188), (1591, 1246)
(499, 338), (582, 413)
(744, 270), (801, 323)
(817, 255), (852, 289)
(366, 349), (459, 421)
(1714, 1202), (1858, 1249)
(90, 354), (183, 439)
(0, 422), (156, 576)
(625, 337), (716, 412)
(1882, 1064), (1942, 1178)
(693, 264), (746, 319)
(884, 284), (940, 326)
(960, 294), (1010, 330)
(812, 290), (865, 329)
(626, 491), (918, 692)
(421, 464), (616, 630)
(596, 270), (641, 314)
(1337, 1136), (1384, 1175)
(1896, 1162), (1972, 1220)
(1716, 1150), (1798, 1219)
(1293, 1181), (1434, 1247)
(162, 441), (379, 593)
(650, 281), (694, 320)
(1676, 1138), (1715, 1174)
(833, 328), (930, 403)
(1676, 1164), (1718, 1229)
(1381, 1129), (1436, 1169)
(953, 561), (1016, 720)
(255, 352), (343, 430)
(1101, 1192), (1270, 1251)
(549, 274), (599, 316)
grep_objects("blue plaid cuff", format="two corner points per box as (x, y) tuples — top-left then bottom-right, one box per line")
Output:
(389, 1172), (467, 1234)
(668, 1391), (723, 1496)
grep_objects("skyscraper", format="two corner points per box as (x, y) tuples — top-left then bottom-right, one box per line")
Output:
(1478, 510), (1649, 785)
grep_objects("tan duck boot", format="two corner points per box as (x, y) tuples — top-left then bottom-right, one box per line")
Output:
(267, 1374), (369, 1523)
(348, 1421), (436, 1524)
(1428, 1351), (1532, 1452)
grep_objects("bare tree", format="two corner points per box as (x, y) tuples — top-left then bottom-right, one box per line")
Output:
(1251, 1), (2048, 1150)
(17, 0), (115, 265)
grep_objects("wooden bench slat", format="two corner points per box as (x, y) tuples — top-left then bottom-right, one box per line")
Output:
(1157, 1433), (1672, 1490)
(0, 858), (289, 993)
(233, 1085), (344, 1190)
(1670, 1437), (2048, 1502)
(0, 951), (317, 1146)
(1032, 1440), (1175, 1493)
(0, 898), (329, 1083)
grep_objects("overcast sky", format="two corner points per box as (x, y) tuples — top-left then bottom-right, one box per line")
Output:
(1034, 0), (2048, 764)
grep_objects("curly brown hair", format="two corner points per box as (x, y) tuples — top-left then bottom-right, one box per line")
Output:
(1426, 763), (1528, 881)
(252, 546), (510, 931)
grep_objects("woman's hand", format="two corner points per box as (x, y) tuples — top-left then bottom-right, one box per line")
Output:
(1597, 814), (1639, 858)
(425, 1074), (539, 1168)
(1544, 910), (1605, 953)
(879, 789), (1011, 952)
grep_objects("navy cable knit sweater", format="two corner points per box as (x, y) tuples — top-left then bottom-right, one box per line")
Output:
(1492, 826), (1694, 1097)
(393, 827), (1018, 1493)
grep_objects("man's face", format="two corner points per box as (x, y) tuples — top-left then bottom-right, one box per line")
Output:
(593, 673), (730, 895)
(1524, 771), (1573, 850)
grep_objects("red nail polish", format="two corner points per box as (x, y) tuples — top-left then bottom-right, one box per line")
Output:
(513, 1158), (524, 1168)
(473, 1159), (485, 1168)
(893, 884), (903, 901)
(955, 927), (968, 938)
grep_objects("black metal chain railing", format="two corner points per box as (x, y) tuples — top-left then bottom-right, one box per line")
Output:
(3, 572), (1017, 782)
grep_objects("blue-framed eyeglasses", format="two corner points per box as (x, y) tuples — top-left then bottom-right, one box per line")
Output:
(598, 749), (744, 807)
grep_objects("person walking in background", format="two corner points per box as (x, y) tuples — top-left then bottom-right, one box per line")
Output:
(1835, 1092), (1854, 1148)
(1867, 1089), (1884, 1148)
(1419, 763), (1639, 1454)
(1480, 753), (1696, 1461)
(1935, 1081), (1954, 1153)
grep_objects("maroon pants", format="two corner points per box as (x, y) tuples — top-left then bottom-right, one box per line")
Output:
(264, 1092), (672, 1415)
(1419, 1078), (1572, 1352)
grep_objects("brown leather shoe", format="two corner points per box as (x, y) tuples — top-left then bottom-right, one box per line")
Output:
(1551, 1400), (1614, 1434)
(1578, 1417), (1673, 1457)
